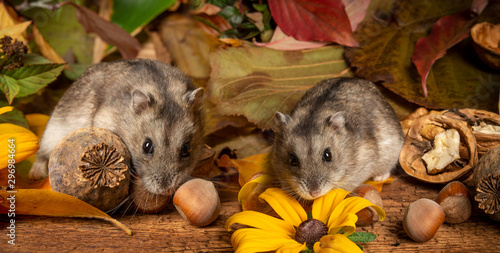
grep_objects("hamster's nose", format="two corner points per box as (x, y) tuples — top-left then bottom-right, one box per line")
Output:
(309, 189), (321, 198)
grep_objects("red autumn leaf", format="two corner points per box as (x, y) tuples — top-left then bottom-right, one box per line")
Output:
(471, 0), (488, 15)
(58, 1), (141, 59)
(343, 0), (371, 31)
(268, 0), (358, 47)
(412, 10), (473, 98)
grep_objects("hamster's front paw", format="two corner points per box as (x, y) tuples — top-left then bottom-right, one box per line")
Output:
(372, 172), (391, 182)
(29, 157), (49, 180)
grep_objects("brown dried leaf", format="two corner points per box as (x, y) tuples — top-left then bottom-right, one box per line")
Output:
(59, 1), (140, 59)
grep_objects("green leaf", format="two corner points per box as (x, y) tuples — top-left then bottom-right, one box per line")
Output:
(63, 63), (91, 81)
(345, 0), (500, 112)
(0, 75), (20, 104)
(347, 232), (377, 243)
(208, 45), (353, 129)
(207, 0), (236, 8)
(2, 64), (65, 98)
(111, 0), (176, 34)
(0, 100), (29, 128)
(22, 53), (53, 65)
(22, 5), (94, 64)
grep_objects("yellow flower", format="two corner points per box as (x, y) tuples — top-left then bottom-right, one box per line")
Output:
(226, 188), (385, 253)
(0, 106), (40, 169)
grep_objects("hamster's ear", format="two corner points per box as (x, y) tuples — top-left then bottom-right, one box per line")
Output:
(183, 87), (204, 110)
(274, 112), (291, 132)
(325, 112), (344, 129)
(132, 90), (154, 114)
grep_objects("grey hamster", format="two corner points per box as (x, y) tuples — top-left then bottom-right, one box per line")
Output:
(271, 77), (403, 200)
(29, 59), (204, 196)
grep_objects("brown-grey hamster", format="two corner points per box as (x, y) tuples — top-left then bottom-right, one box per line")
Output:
(271, 77), (403, 200)
(29, 59), (204, 197)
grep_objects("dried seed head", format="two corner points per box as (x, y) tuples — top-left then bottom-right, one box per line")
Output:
(295, 219), (328, 249)
(0, 35), (28, 70)
(475, 173), (500, 214)
(78, 143), (128, 188)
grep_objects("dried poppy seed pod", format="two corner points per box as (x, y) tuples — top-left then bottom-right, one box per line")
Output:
(352, 184), (383, 226)
(403, 198), (445, 242)
(48, 127), (131, 211)
(173, 178), (221, 227)
(436, 181), (472, 224)
(472, 146), (500, 221)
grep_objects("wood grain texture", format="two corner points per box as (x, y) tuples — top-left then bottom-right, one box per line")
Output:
(1, 168), (499, 252)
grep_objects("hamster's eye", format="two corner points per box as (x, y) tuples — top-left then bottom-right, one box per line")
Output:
(322, 149), (332, 162)
(180, 142), (191, 158)
(290, 154), (300, 167)
(142, 138), (154, 154)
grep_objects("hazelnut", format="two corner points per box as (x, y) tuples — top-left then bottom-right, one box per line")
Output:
(49, 127), (131, 212)
(403, 198), (445, 242)
(436, 181), (472, 224)
(352, 184), (383, 226)
(173, 178), (221, 227)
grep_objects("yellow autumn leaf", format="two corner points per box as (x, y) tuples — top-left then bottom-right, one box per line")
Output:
(219, 153), (270, 187)
(25, 113), (50, 138)
(0, 106), (13, 114)
(0, 189), (132, 235)
(0, 2), (30, 45)
(0, 167), (51, 190)
(0, 123), (39, 169)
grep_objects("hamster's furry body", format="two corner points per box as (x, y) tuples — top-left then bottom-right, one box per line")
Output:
(29, 59), (204, 196)
(271, 77), (403, 200)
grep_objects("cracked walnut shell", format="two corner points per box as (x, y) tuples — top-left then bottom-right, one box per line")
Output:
(49, 127), (131, 211)
(440, 109), (500, 158)
(399, 115), (478, 183)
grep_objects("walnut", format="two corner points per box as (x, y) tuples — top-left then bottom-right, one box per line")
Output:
(441, 109), (500, 158)
(79, 143), (128, 189)
(399, 115), (478, 183)
(471, 22), (500, 69)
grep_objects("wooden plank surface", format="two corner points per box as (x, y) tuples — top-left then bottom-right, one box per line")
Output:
(1, 167), (499, 252)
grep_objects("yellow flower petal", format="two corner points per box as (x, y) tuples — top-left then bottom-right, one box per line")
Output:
(25, 113), (50, 138)
(276, 241), (307, 253)
(231, 228), (301, 253)
(364, 175), (393, 192)
(0, 106), (13, 115)
(238, 174), (272, 204)
(225, 210), (295, 235)
(327, 197), (385, 235)
(259, 188), (307, 227)
(313, 234), (363, 253)
(0, 123), (39, 169)
(327, 213), (359, 235)
(312, 188), (350, 223)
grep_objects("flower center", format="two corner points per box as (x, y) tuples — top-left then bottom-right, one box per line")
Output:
(295, 218), (328, 249)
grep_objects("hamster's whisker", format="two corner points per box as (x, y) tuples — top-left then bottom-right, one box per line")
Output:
(108, 195), (131, 215)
